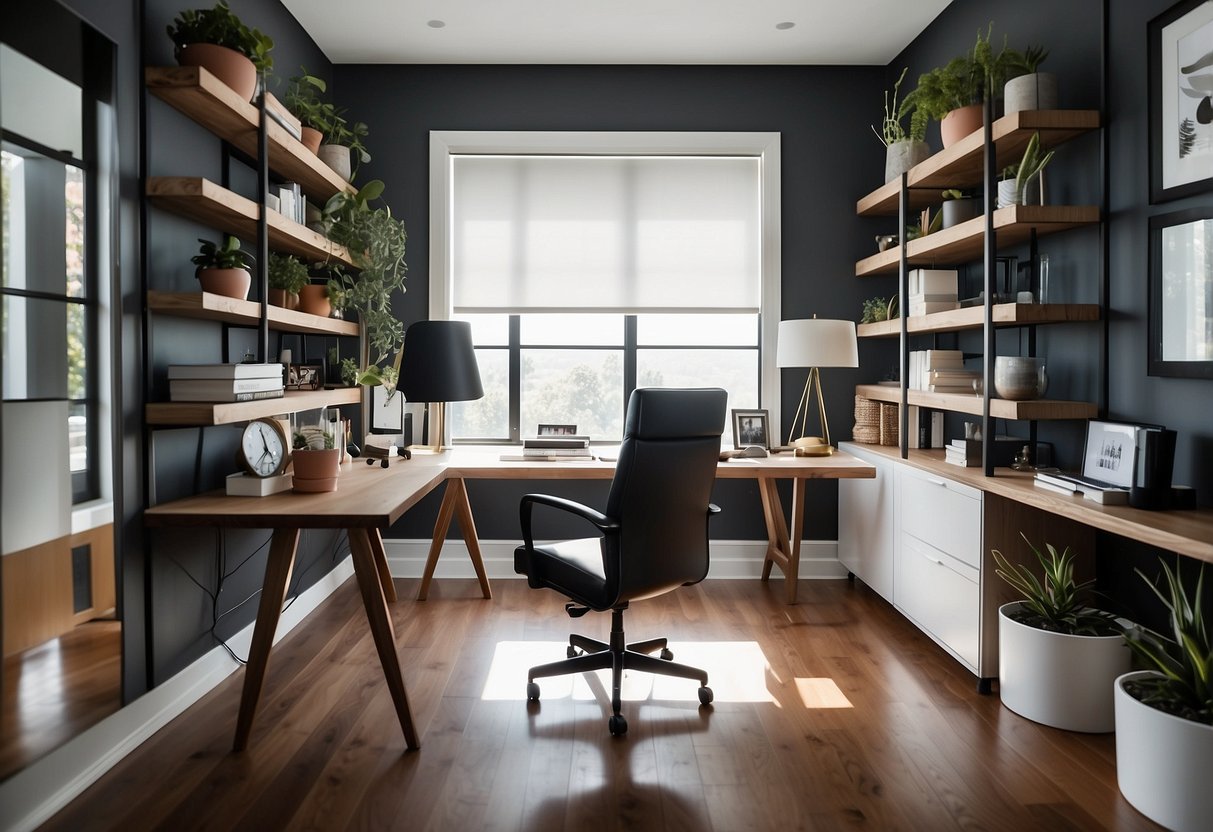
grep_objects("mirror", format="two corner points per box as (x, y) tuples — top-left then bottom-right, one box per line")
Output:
(1, 3), (121, 781)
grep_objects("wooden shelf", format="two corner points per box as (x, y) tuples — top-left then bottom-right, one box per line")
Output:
(855, 205), (1099, 277)
(147, 291), (359, 336)
(857, 303), (1101, 338)
(855, 383), (1096, 421)
(145, 66), (353, 202)
(856, 110), (1101, 216)
(147, 177), (355, 267)
(146, 387), (362, 427)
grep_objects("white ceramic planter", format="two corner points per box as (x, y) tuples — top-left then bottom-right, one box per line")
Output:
(1004, 72), (1059, 115)
(884, 139), (929, 183)
(998, 602), (1130, 732)
(318, 144), (351, 181)
(997, 176), (1042, 208)
(1115, 670), (1213, 832)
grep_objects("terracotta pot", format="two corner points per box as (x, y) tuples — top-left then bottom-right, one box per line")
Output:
(178, 43), (257, 102)
(300, 126), (323, 154)
(318, 144), (351, 181)
(292, 448), (340, 492)
(939, 104), (984, 148)
(196, 267), (250, 300)
(268, 288), (299, 310)
(297, 284), (331, 318)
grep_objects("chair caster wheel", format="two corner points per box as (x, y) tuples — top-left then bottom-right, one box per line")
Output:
(527, 682), (540, 701)
(608, 714), (628, 736)
(567, 645), (580, 659)
(698, 686), (713, 705)
(660, 648), (674, 661)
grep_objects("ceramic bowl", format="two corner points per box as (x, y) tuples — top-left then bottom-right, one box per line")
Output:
(994, 356), (1047, 400)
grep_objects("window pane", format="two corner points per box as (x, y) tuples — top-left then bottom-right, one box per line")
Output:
(637, 348), (759, 415)
(2, 294), (69, 399)
(521, 349), (624, 440)
(450, 348), (509, 439)
(68, 401), (88, 473)
(65, 164), (85, 298)
(1, 149), (84, 297)
(520, 313), (622, 346)
(637, 313), (757, 345)
(453, 312), (509, 346)
(67, 301), (87, 400)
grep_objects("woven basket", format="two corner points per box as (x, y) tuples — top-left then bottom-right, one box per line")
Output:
(854, 396), (881, 426)
(853, 424), (880, 444)
(879, 403), (899, 446)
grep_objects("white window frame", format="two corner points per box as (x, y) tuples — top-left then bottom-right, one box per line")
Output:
(429, 131), (782, 439)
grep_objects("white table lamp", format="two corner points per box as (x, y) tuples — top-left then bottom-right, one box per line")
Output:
(777, 317), (859, 455)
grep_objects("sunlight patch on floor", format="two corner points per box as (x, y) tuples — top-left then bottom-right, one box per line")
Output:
(480, 640), (776, 702)
(794, 677), (854, 709)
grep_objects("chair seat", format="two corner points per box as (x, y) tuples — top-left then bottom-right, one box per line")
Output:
(514, 537), (609, 607)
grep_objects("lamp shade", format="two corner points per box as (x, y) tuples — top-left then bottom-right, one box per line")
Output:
(776, 319), (859, 369)
(400, 320), (484, 403)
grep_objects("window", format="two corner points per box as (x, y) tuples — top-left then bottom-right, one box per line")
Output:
(433, 132), (781, 443)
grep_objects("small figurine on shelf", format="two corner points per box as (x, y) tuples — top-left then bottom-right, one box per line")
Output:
(1012, 444), (1034, 471)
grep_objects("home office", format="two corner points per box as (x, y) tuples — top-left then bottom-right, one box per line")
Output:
(2, 0), (1212, 830)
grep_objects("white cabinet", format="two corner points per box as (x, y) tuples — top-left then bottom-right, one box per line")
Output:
(838, 442), (896, 602)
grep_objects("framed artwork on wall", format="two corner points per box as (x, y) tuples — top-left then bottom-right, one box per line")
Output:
(1149, 0), (1213, 203)
(1148, 206), (1213, 378)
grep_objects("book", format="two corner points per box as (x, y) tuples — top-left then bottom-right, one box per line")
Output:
(908, 268), (958, 296)
(1034, 477), (1078, 497)
(1078, 485), (1129, 505)
(167, 363), (284, 380)
(170, 387), (284, 403)
(225, 472), (293, 497)
(909, 301), (961, 316)
(170, 376), (285, 398)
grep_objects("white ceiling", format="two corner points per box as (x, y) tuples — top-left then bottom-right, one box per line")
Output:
(280, 0), (953, 66)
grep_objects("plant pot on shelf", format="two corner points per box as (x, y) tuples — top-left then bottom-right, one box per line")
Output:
(196, 267), (250, 300)
(942, 197), (981, 228)
(268, 288), (299, 310)
(318, 144), (351, 181)
(997, 174), (1042, 208)
(177, 43), (257, 102)
(998, 602), (1131, 732)
(994, 356), (1047, 400)
(292, 448), (341, 492)
(884, 139), (929, 183)
(1004, 73), (1059, 116)
(297, 284), (331, 318)
(1115, 670), (1213, 832)
(939, 104), (984, 149)
(300, 126), (323, 154)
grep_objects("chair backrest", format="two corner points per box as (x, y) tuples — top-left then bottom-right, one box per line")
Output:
(604, 387), (727, 603)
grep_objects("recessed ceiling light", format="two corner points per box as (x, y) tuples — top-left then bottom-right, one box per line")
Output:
(427, 20), (446, 29)
(775, 22), (795, 30)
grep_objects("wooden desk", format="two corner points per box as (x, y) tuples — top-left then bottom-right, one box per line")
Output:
(420, 449), (877, 605)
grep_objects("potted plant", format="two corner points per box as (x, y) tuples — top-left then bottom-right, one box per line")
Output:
(1004, 46), (1057, 115)
(997, 131), (1053, 207)
(297, 276), (346, 318)
(874, 67), (929, 183)
(283, 68), (333, 154)
(902, 24), (1020, 148)
(1115, 559), (1212, 832)
(267, 252), (309, 309)
(940, 188), (981, 228)
(191, 235), (253, 299)
(317, 109), (371, 182)
(166, 1), (273, 103)
(993, 535), (1129, 732)
(860, 295), (898, 324)
(291, 420), (340, 492)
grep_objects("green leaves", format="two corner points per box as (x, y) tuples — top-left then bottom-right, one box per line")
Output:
(992, 533), (1122, 636)
(1013, 132), (1054, 202)
(167, 1), (274, 73)
(874, 67), (925, 147)
(191, 235), (252, 270)
(266, 252), (309, 293)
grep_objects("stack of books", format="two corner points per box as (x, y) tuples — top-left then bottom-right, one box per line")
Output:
(1034, 470), (1129, 505)
(168, 363), (284, 402)
(908, 349), (979, 392)
(522, 435), (592, 460)
(944, 438), (982, 467)
(908, 268), (960, 317)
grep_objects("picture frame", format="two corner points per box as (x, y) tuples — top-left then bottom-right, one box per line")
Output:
(731, 409), (770, 449)
(1081, 420), (1139, 489)
(537, 423), (578, 436)
(1149, 0), (1213, 203)
(284, 364), (321, 391)
(371, 385), (405, 432)
(1148, 206), (1213, 378)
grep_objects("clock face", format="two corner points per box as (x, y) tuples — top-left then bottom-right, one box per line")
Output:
(241, 419), (287, 477)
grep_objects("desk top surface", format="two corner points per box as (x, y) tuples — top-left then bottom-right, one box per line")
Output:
(144, 446), (874, 528)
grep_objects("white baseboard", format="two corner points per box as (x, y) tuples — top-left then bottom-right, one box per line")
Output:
(381, 539), (846, 580)
(0, 557), (355, 832)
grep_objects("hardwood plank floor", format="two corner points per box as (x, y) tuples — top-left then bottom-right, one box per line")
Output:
(40, 578), (1161, 831)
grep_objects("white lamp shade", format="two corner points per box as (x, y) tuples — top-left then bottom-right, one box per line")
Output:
(776, 319), (859, 368)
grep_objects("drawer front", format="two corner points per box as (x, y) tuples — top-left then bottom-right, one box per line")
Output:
(896, 532), (979, 671)
(897, 465), (982, 567)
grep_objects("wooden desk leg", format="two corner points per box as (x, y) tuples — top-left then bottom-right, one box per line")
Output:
(233, 527), (300, 752)
(417, 478), (492, 601)
(785, 478), (806, 605)
(757, 479), (802, 604)
(348, 527), (420, 750)
(368, 528), (396, 604)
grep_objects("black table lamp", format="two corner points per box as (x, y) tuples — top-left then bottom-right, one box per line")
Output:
(399, 320), (483, 453)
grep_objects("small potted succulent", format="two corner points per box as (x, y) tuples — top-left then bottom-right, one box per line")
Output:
(291, 418), (340, 492)
(166, 1), (273, 103)
(874, 67), (929, 183)
(267, 252), (309, 309)
(997, 132), (1053, 207)
(1004, 46), (1056, 115)
(191, 235), (253, 299)
(283, 68), (333, 154)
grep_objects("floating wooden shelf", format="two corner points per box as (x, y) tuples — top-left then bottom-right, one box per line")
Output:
(147, 291), (359, 336)
(146, 387), (362, 427)
(145, 66), (354, 202)
(856, 110), (1101, 216)
(857, 303), (1101, 338)
(855, 383), (1096, 421)
(855, 205), (1099, 277)
(147, 177), (355, 267)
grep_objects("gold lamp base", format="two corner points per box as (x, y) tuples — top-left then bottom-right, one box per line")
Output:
(791, 436), (835, 457)
(787, 368), (837, 456)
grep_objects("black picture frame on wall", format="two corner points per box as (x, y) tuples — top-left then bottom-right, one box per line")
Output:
(1149, 0), (1213, 203)
(1148, 206), (1213, 378)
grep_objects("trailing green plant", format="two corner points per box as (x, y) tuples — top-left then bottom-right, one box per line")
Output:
(1122, 559), (1212, 725)
(860, 296), (899, 324)
(339, 357), (360, 387)
(873, 67), (927, 147)
(1004, 131), (1054, 203)
(267, 252), (309, 293)
(283, 68), (335, 131)
(191, 235), (252, 271)
(992, 533), (1123, 636)
(900, 23), (1021, 121)
(166, 1), (273, 73)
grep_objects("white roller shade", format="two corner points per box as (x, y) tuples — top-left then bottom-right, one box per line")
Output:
(451, 155), (761, 313)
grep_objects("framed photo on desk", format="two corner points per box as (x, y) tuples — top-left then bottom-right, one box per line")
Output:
(732, 409), (770, 449)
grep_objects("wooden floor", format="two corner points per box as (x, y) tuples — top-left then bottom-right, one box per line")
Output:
(42, 578), (1160, 831)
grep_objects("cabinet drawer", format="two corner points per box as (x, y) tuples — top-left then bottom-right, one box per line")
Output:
(896, 532), (980, 671)
(897, 465), (982, 567)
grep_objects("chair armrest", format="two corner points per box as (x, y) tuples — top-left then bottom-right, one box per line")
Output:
(519, 493), (621, 549)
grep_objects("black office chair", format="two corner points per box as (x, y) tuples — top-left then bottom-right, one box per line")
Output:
(514, 387), (727, 736)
